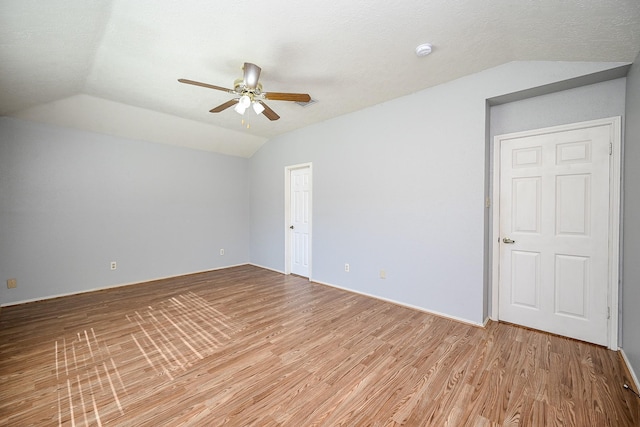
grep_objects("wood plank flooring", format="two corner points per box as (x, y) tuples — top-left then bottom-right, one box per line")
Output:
(0, 265), (638, 426)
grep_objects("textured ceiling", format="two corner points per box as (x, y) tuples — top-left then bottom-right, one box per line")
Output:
(1, 0), (640, 157)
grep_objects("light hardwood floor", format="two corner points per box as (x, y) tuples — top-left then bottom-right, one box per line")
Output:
(0, 265), (638, 426)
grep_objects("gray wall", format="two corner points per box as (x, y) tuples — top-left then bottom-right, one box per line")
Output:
(623, 51), (640, 381)
(249, 61), (629, 325)
(0, 117), (249, 304)
(490, 78), (627, 137)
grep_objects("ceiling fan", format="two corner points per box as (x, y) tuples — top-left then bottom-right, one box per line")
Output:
(178, 63), (311, 121)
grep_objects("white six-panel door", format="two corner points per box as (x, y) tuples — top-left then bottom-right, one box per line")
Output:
(495, 118), (619, 347)
(289, 167), (311, 277)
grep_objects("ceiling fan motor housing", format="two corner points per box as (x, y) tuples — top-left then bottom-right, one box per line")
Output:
(234, 78), (263, 98)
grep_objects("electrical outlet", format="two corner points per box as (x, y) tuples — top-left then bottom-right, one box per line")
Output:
(380, 270), (386, 279)
(7, 278), (17, 289)
(110, 261), (117, 270)
(220, 249), (225, 256)
(345, 263), (350, 273)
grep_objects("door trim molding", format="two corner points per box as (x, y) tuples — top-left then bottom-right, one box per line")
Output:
(284, 162), (312, 278)
(491, 116), (621, 349)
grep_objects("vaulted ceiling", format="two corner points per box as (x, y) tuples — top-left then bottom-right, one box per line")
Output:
(2, 0), (640, 157)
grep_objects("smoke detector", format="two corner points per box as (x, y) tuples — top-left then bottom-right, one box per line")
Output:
(415, 43), (433, 57)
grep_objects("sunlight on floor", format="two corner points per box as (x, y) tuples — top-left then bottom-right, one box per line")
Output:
(53, 292), (238, 425)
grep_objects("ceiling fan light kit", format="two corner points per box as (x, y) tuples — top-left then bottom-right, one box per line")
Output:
(234, 94), (252, 114)
(179, 62), (311, 122)
(233, 103), (246, 115)
(252, 101), (265, 115)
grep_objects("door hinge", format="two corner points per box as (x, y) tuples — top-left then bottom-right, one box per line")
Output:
(609, 143), (612, 155)
(485, 197), (491, 208)
(607, 306), (611, 319)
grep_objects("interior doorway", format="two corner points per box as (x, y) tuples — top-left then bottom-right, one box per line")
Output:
(491, 117), (621, 348)
(285, 163), (312, 278)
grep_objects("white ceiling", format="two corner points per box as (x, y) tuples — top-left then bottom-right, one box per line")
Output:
(2, 0), (640, 157)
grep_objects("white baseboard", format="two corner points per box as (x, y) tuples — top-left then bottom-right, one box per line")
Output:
(310, 278), (485, 328)
(0, 263), (249, 307)
(248, 263), (286, 275)
(620, 348), (640, 391)
(2, 264), (483, 330)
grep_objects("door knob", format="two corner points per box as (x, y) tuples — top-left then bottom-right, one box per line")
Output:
(289, 225), (294, 229)
(502, 237), (516, 244)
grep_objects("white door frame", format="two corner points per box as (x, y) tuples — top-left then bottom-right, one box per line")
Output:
(491, 116), (621, 349)
(284, 162), (312, 278)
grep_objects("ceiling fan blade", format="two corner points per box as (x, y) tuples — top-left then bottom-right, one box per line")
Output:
(243, 63), (261, 89)
(209, 99), (239, 113)
(178, 78), (234, 93)
(263, 92), (311, 102)
(258, 101), (280, 121)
